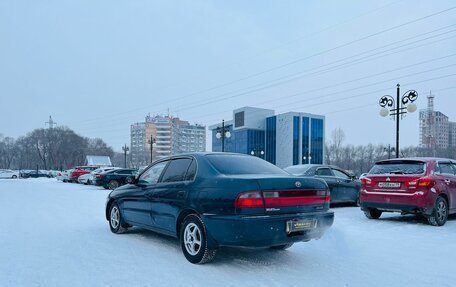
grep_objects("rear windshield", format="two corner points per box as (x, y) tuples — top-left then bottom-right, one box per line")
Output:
(206, 154), (288, 175)
(369, 161), (425, 175)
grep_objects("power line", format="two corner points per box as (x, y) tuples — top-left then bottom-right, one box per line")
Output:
(74, 28), (456, 128)
(74, 6), (456, 125)
(174, 6), (455, 104)
(74, 71), (456, 135)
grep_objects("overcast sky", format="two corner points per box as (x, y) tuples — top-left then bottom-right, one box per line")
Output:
(1, 0), (455, 152)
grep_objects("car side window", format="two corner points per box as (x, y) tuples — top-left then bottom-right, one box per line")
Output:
(439, 163), (454, 175)
(332, 169), (350, 180)
(451, 163), (456, 175)
(184, 159), (197, 181)
(139, 161), (168, 184)
(316, 168), (333, 176)
(160, 158), (193, 183)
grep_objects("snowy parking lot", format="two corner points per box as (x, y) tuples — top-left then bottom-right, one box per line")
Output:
(1, 178), (455, 287)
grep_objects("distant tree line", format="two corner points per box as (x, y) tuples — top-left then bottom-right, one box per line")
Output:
(325, 128), (456, 176)
(0, 127), (114, 170)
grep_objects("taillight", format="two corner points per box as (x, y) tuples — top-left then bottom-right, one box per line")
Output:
(95, 174), (104, 179)
(361, 177), (372, 186)
(235, 191), (264, 208)
(417, 177), (435, 187)
(406, 177), (435, 188)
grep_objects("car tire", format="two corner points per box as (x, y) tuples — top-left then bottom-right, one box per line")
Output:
(87, 179), (92, 185)
(180, 214), (217, 264)
(12, 175), (17, 179)
(108, 180), (119, 190)
(427, 196), (448, 226)
(355, 195), (360, 207)
(364, 208), (382, 219)
(109, 203), (127, 234)
(270, 243), (294, 250)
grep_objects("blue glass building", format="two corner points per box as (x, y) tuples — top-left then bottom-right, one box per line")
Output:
(210, 107), (325, 168)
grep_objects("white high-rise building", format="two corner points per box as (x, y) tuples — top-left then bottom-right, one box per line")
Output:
(130, 115), (206, 167)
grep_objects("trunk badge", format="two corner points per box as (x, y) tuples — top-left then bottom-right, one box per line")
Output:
(295, 181), (302, 188)
(386, 177), (391, 182)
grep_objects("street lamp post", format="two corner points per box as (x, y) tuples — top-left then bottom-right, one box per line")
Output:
(379, 84), (418, 158)
(122, 144), (129, 168)
(250, 147), (265, 158)
(148, 136), (156, 164)
(215, 119), (231, 152)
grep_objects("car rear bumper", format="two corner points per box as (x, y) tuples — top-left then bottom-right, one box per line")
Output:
(202, 210), (334, 248)
(360, 189), (434, 215)
(360, 202), (434, 215)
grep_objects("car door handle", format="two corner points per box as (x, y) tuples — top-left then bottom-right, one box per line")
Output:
(177, 190), (186, 197)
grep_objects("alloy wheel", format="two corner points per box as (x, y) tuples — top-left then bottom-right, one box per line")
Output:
(436, 200), (447, 223)
(183, 223), (202, 256)
(110, 206), (120, 229)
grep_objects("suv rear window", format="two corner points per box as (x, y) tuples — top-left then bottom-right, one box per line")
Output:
(369, 161), (425, 175)
(206, 154), (288, 175)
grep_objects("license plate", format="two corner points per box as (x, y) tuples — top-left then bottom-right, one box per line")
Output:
(286, 219), (317, 233)
(378, 182), (401, 188)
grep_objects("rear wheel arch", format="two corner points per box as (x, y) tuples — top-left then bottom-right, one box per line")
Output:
(105, 198), (117, 221)
(439, 193), (449, 207)
(176, 209), (199, 239)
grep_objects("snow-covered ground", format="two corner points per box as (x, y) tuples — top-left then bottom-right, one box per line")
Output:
(1, 178), (455, 287)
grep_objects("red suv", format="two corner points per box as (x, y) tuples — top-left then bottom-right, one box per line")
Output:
(69, 166), (98, 183)
(360, 158), (455, 226)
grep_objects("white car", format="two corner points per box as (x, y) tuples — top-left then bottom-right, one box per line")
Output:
(0, 169), (19, 179)
(78, 167), (119, 185)
(57, 169), (73, 182)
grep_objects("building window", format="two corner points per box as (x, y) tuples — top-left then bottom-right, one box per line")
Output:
(234, 111), (245, 128)
(293, 116), (300, 165)
(311, 118), (324, 164)
(266, 116), (276, 164)
(302, 117), (310, 164)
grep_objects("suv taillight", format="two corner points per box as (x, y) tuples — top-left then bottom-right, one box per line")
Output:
(417, 177), (435, 187)
(406, 177), (435, 188)
(235, 191), (264, 208)
(361, 177), (372, 186)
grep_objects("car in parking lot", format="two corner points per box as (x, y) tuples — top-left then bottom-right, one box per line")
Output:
(360, 157), (456, 226)
(69, 166), (98, 183)
(94, 168), (137, 189)
(105, 152), (334, 264)
(78, 167), (119, 185)
(0, 169), (19, 179)
(56, 169), (73, 182)
(21, 170), (51, 178)
(284, 164), (360, 205)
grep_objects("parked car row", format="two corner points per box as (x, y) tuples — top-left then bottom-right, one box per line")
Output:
(102, 153), (455, 264)
(56, 165), (138, 190)
(0, 169), (58, 179)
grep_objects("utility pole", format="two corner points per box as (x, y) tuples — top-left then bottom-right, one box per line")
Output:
(122, 144), (129, 168)
(45, 116), (57, 129)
